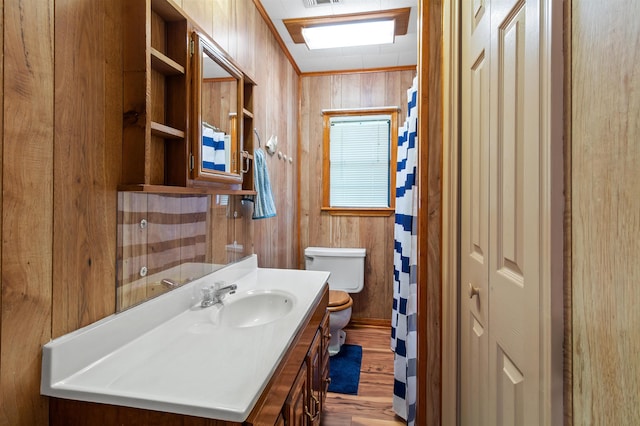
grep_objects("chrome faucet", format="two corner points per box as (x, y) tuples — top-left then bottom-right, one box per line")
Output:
(200, 281), (237, 308)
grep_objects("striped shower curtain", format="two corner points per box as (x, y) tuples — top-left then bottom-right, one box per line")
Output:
(391, 76), (418, 424)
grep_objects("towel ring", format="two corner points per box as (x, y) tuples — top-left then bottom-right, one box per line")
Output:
(240, 150), (251, 174)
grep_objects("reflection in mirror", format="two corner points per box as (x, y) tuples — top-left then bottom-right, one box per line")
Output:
(116, 192), (254, 311)
(201, 54), (237, 173)
(192, 31), (243, 183)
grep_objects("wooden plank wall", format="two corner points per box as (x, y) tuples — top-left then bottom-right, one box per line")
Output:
(416, 1), (443, 422)
(52, 0), (122, 338)
(299, 70), (416, 321)
(181, 0), (300, 270)
(0, 0), (299, 424)
(571, 1), (640, 423)
(1, 0), (54, 424)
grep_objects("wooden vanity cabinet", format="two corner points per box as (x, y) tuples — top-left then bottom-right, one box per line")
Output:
(274, 414), (286, 426)
(306, 333), (322, 425)
(281, 310), (329, 426)
(319, 311), (331, 412)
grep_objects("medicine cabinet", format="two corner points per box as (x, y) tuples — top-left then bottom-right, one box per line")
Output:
(120, 0), (256, 194)
(190, 31), (242, 185)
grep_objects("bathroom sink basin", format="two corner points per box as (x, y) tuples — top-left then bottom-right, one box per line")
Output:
(221, 290), (295, 328)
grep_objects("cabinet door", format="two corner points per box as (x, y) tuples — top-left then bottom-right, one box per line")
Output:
(284, 362), (309, 426)
(274, 412), (286, 426)
(320, 312), (330, 409)
(307, 332), (322, 426)
(190, 31), (243, 186)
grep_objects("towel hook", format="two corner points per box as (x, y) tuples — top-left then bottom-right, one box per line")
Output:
(253, 128), (262, 148)
(240, 151), (251, 174)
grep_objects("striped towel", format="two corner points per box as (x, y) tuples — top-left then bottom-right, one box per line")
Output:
(202, 126), (226, 172)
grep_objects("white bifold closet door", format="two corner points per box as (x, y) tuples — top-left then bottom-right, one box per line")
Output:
(460, 0), (547, 424)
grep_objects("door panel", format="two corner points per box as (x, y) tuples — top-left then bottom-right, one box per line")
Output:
(496, 347), (525, 425)
(489, 1), (540, 423)
(496, 5), (525, 278)
(463, 315), (489, 425)
(462, 0), (542, 424)
(461, 0), (491, 423)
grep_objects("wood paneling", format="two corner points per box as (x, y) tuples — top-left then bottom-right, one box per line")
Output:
(52, 0), (122, 337)
(182, 0), (299, 270)
(572, 1), (640, 424)
(299, 70), (415, 321)
(416, 1), (442, 424)
(1, 0), (53, 424)
(250, 8), (299, 270)
(0, 2), (54, 425)
(563, 2), (573, 424)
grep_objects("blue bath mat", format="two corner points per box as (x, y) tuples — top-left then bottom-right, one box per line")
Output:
(328, 344), (362, 395)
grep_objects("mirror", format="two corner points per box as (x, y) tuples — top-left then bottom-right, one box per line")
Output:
(116, 191), (254, 311)
(191, 31), (243, 184)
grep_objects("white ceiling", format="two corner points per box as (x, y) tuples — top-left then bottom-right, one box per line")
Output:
(258, 0), (418, 74)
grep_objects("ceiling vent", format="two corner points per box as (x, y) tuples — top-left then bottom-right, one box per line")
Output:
(303, 0), (341, 7)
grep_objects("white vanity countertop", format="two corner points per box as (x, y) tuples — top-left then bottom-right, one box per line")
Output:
(41, 255), (330, 422)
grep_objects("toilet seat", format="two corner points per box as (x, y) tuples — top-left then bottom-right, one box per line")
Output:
(328, 290), (353, 312)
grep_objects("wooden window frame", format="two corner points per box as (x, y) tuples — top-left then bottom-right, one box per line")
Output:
(321, 107), (400, 216)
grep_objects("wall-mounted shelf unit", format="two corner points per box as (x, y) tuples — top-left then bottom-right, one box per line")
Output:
(122, 0), (189, 187)
(242, 76), (256, 191)
(121, 0), (256, 194)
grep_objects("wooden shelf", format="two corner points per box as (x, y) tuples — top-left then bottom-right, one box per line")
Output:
(123, 0), (188, 186)
(151, 0), (186, 21)
(151, 47), (185, 75)
(150, 121), (185, 139)
(117, 184), (257, 196)
(241, 78), (256, 191)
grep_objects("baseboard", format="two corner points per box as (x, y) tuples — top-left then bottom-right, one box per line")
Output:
(347, 318), (391, 329)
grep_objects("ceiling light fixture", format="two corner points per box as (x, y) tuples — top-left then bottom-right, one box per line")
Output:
(302, 0), (341, 7)
(284, 7), (411, 50)
(301, 20), (395, 50)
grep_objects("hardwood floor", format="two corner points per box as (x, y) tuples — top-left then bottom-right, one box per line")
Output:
(321, 325), (406, 426)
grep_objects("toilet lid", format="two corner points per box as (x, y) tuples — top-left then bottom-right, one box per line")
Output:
(328, 290), (353, 312)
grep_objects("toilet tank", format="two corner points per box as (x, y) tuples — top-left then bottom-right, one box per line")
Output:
(304, 247), (366, 293)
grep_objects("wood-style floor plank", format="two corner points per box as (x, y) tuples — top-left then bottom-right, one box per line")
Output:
(321, 326), (406, 426)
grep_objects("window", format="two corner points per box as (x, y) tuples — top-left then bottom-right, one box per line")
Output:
(322, 107), (399, 216)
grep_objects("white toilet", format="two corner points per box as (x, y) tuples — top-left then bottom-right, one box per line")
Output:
(304, 247), (366, 356)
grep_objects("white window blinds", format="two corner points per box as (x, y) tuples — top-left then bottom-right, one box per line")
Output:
(329, 117), (391, 208)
